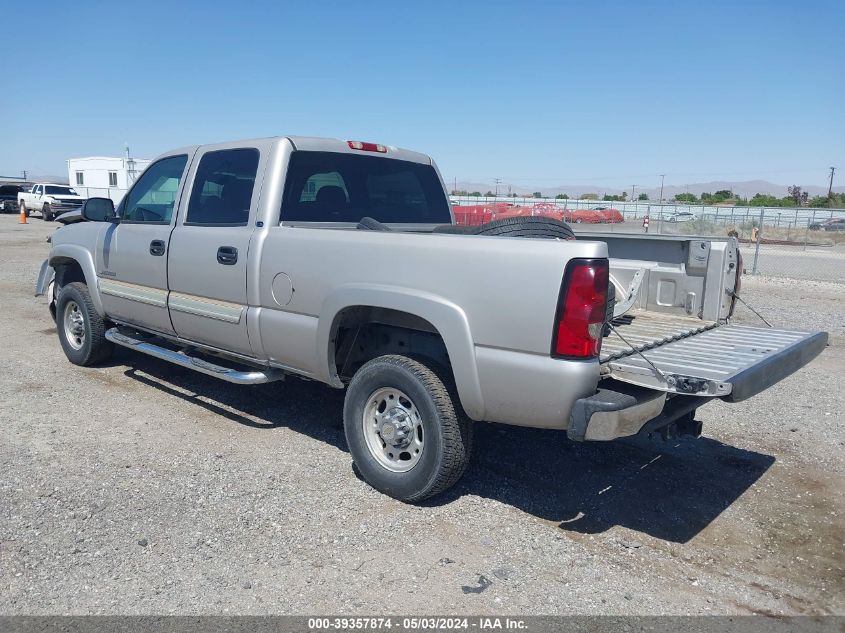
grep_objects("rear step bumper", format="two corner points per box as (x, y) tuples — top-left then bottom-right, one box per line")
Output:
(568, 382), (667, 441)
(105, 328), (284, 385)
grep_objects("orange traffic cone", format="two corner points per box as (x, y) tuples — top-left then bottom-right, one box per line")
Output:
(19, 207), (27, 224)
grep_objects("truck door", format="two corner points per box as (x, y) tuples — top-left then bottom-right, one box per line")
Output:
(166, 146), (263, 357)
(95, 153), (192, 334)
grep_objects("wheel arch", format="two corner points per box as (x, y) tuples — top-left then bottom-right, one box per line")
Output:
(317, 285), (485, 420)
(48, 245), (104, 316)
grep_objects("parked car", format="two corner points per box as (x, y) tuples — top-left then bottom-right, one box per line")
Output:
(564, 208), (603, 224)
(668, 211), (696, 222)
(594, 206), (624, 223)
(0, 184), (27, 213)
(18, 184), (85, 221)
(36, 136), (828, 502)
(808, 218), (845, 231)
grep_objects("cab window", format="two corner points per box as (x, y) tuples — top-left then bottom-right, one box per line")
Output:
(121, 155), (188, 223)
(186, 148), (259, 226)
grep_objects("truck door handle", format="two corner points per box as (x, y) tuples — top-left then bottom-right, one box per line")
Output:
(217, 246), (238, 265)
(149, 240), (166, 256)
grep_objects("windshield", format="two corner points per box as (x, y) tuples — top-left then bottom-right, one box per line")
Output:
(45, 186), (79, 196)
(281, 151), (450, 224)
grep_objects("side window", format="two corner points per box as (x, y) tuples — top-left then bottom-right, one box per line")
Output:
(34, 185), (42, 195)
(186, 148), (259, 226)
(122, 155), (188, 223)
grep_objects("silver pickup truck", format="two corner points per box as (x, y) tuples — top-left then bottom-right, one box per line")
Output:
(36, 136), (828, 502)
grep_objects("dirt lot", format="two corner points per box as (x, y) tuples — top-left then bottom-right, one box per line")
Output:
(1, 215), (843, 615)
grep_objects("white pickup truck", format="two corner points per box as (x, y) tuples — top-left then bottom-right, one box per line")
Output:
(35, 136), (828, 502)
(18, 183), (85, 221)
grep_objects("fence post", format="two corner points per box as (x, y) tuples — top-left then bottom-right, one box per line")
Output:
(752, 207), (764, 274)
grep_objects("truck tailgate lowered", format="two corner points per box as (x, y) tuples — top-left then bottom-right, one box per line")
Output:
(602, 322), (828, 401)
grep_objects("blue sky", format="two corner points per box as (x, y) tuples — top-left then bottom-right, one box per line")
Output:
(2, 0), (843, 191)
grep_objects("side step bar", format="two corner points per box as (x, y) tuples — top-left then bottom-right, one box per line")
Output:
(105, 328), (284, 385)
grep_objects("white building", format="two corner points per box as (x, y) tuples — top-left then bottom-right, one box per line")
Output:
(66, 154), (151, 202)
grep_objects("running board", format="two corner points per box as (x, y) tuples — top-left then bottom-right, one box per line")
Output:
(105, 328), (284, 385)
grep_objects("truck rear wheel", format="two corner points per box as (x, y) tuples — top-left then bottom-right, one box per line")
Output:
(343, 355), (472, 502)
(56, 282), (114, 366)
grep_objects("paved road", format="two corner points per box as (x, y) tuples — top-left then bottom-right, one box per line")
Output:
(1, 216), (842, 615)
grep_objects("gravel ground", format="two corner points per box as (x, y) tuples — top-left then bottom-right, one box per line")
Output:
(1, 216), (843, 615)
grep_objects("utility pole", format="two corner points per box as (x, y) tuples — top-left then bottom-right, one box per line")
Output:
(22, 170), (27, 180)
(493, 178), (502, 199)
(828, 167), (836, 207)
(631, 185), (636, 201)
(659, 174), (665, 203)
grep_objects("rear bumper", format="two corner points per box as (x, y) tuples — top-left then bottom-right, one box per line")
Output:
(568, 381), (667, 441)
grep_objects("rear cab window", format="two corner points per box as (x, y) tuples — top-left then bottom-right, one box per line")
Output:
(280, 151), (450, 225)
(186, 148), (259, 226)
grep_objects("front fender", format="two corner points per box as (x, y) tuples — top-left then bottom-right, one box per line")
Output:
(35, 259), (54, 297)
(48, 244), (104, 317)
(317, 284), (485, 421)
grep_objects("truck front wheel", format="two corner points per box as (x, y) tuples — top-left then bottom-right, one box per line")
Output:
(56, 282), (114, 366)
(42, 204), (53, 221)
(343, 355), (473, 502)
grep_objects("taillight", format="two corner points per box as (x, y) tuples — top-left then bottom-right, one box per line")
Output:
(552, 258), (609, 359)
(347, 140), (388, 153)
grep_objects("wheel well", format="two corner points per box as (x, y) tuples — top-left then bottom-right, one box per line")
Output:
(52, 257), (86, 291)
(332, 307), (450, 382)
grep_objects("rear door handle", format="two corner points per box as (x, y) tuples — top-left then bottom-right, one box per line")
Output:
(149, 240), (166, 256)
(217, 246), (238, 265)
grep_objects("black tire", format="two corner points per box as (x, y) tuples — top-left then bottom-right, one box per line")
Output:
(474, 216), (575, 240)
(357, 216), (391, 231)
(432, 224), (481, 234)
(42, 204), (53, 221)
(55, 282), (114, 366)
(343, 355), (473, 502)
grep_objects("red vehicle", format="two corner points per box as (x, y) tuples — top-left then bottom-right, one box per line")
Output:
(563, 208), (603, 224)
(594, 206), (624, 223)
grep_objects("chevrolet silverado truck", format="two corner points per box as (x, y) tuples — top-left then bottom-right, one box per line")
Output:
(19, 183), (85, 221)
(35, 136), (828, 502)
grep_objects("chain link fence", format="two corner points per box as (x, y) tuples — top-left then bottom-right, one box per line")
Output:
(450, 196), (845, 284)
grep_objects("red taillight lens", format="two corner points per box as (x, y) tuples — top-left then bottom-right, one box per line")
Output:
(552, 259), (609, 358)
(347, 140), (388, 153)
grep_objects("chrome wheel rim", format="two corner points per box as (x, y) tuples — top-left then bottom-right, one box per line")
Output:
(362, 387), (424, 473)
(63, 300), (85, 350)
